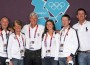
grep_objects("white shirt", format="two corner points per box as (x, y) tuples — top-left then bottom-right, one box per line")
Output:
(0, 30), (11, 57)
(59, 27), (78, 57)
(7, 33), (25, 60)
(73, 20), (90, 51)
(22, 24), (44, 51)
(41, 32), (60, 60)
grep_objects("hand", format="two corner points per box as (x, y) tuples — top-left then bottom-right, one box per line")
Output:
(9, 61), (13, 65)
(67, 56), (72, 63)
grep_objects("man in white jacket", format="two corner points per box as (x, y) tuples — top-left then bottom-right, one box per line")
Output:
(22, 12), (44, 65)
(58, 14), (78, 65)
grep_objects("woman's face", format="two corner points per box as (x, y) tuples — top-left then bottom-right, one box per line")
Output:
(1, 18), (9, 29)
(14, 22), (21, 33)
(46, 21), (54, 31)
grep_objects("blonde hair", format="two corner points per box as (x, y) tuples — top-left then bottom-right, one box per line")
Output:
(29, 12), (38, 18)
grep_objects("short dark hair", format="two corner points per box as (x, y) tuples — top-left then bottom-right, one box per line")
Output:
(76, 8), (87, 15)
(13, 20), (22, 28)
(62, 14), (70, 20)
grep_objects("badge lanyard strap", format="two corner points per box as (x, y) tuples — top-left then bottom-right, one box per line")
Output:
(60, 27), (70, 43)
(1, 31), (10, 43)
(15, 35), (24, 47)
(1, 32), (4, 41)
(29, 25), (38, 38)
(44, 33), (53, 48)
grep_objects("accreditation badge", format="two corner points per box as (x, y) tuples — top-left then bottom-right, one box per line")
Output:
(59, 44), (64, 52)
(37, 33), (40, 37)
(31, 41), (34, 44)
(46, 49), (51, 56)
(29, 39), (35, 49)
(59, 44), (64, 55)
(3, 44), (7, 52)
(47, 50), (51, 53)
(30, 38), (35, 44)
(20, 49), (24, 58)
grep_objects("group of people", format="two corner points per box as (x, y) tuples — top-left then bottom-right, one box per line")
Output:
(0, 8), (90, 65)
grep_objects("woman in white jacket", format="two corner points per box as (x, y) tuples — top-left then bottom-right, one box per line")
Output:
(41, 20), (60, 65)
(0, 17), (12, 65)
(7, 20), (26, 65)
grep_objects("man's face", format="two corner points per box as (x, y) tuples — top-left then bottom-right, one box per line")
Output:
(62, 17), (70, 27)
(0, 18), (9, 29)
(77, 10), (86, 22)
(29, 16), (38, 25)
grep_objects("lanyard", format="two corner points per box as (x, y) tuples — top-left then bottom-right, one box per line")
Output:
(1, 31), (10, 42)
(29, 25), (38, 38)
(15, 34), (24, 47)
(1, 32), (4, 41)
(60, 27), (70, 43)
(44, 33), (53, 47)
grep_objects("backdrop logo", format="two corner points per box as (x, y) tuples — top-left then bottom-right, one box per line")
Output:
(31, 0), (70, 30)
(48, 2), (65, 10)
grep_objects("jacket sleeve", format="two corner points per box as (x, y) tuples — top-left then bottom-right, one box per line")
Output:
(7, 35), (13, 59)
(54, 33), (60, 60)
(41, 34), (46, 59)
(70, 30), (78, 55)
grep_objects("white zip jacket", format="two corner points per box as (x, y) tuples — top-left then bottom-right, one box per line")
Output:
(7, 33), (25, 60)
(0, 30), (11, 57)
(59, 27), (78, 57)
(41, 32), (60, 60)
(22, 24), (44, 51)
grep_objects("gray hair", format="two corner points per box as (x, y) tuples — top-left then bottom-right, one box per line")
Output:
(29, 12), (38, 18)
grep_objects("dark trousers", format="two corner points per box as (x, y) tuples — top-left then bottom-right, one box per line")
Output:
(0, 57), (7, 65)
(58, 57), (75, 65)
(12, 58), (23, 65)
(24, 49), (42, 65)
(58, 57), (67, 65)
(42, 57), (58, 65)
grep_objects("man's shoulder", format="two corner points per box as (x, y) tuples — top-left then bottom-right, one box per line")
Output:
(86, 21), (90, 24)
(69, 27), (76, 32)
(9, 33), (15, 38)
(38, 24), (44, 29)
(73, 23), (79, 27)
(72, 23), (79, 29)
(23, 24), (29, 28)
(22, 24), (29, 31)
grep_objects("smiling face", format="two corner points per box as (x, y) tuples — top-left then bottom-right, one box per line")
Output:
(29, 16), (38, 26)
(46, 21), (54, 31)
(0, 17), (9, 30)
(14, 21), (22, 33)
(77, 10), (86, 23)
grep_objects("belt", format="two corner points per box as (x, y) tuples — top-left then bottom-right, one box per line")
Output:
(25, 49), (41, 57)
(26, 49), (41, 53)
(78, 50), (90, 53)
